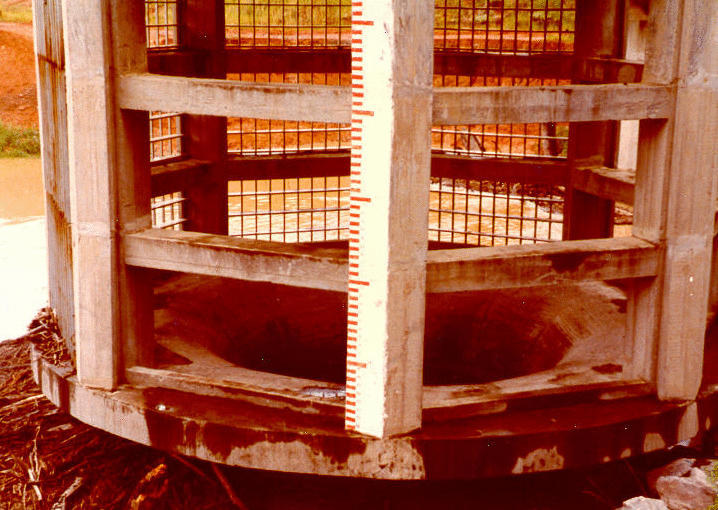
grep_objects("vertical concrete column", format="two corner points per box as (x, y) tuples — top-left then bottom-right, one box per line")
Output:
(632, 0), (718, 397)
(63, 0), (119, 389)
(33, 0), (73, 342)
(111, 1), (154, 374)
(181, 0), (228, 235)
(652, 0), (717, 399)
(617, 0), (649, 171)
(63, 0), (150, 386)
(563, 0), (622, 240)
(345, 0), (434, 437)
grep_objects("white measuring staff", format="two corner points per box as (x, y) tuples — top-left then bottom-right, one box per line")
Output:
(345, 0), (434, 438)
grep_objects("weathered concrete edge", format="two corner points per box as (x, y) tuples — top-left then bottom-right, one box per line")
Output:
(30, 347), (718, 480)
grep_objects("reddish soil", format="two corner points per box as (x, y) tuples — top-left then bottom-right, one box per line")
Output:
(0, 20), (37, 128)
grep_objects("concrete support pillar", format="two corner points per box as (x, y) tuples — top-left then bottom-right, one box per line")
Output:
(617, 0), (649, 171)
(345, 0), (433, 437)
(63, 0), (118, 388)
(33, 0), (73, 342)
(632, 0), (718, 398)
(564, 0), (623, 240)
(181, 0), (228, 235)
(63, 0), (151, 387)
(112, 2), (154, 374)
(653, 0), (717, 399)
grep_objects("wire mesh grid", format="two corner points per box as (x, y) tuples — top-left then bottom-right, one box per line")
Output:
(429, 179), (563, 245)
(228, 177), (351, 241)
(431, 1), (575, 159)
(432, 75), (571, 160)
(227, 72), (351, 155)
(224, 1), (575, 245)
(434, 0), (576, 53)
(145, 0), (179, 48)
(149, 111), (183, 162)
(225, 0), (353, 48)
(151, 192), (187, 230)
(226, 71), (351, 239)
(429, 0), (576, 244)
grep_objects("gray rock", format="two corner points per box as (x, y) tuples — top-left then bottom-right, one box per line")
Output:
(655, 467), (717, 510)
(688, 467), (709, 485)
(618, 496), (669, 510)
(647, 458), (696, 494)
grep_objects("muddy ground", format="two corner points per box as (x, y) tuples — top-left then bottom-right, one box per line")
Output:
(0, 17), (36, 128)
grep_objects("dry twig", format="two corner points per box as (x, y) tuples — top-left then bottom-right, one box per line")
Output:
(212, 463), (250, 510)
(50, 476), (83, 510)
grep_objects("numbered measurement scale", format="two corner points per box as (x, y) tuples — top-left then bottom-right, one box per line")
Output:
(345, 0), (434, 438)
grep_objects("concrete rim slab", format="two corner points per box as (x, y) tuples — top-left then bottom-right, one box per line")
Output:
(32, 347), (718, 480)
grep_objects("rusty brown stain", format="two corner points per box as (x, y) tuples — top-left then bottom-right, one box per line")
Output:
(200, 422), (369, 467)
(545, 251), (591, 273)
(299, 434), (369, 466)
(142, 389), (190, 452)
(447, 385), (497, 399)
(591, 363), (623, 374)
(202, 422), (263, 460)
(36, 54), (64, 70)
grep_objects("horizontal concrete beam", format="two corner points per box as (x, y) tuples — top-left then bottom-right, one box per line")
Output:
(432, 84), (673, 125)
(425, 237), (660, 293)
(124, 230), (660, 293)
(118, 74), (672, 126)
(117, 73), (351, 123)
(126, 365), (345, 416)
(123, 229), (348, 292)
(152, 49), (643, 83)
(127, 350), (651, 424)
(226, 153), (349, 180)
(431, 155), (569, 184)
(224, 153), (569, 185)
(423, 367), (652, 422)
(571, 165), (636, 205)
(150, 158), (211, 196)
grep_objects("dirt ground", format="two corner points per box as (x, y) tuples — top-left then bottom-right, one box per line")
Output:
(0, 17), (36, 127)
(0, 18), (37, 128)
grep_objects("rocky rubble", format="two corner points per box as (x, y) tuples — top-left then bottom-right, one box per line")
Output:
(618, 458), (718, 510)
(619, 496), (668, 510)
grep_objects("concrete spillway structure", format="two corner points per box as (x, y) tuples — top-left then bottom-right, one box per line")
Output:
(32, 0), (718, 478)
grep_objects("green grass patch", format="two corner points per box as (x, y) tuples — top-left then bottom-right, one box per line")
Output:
(0, 122), (40, 158)
(0, 1), (33, 24)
